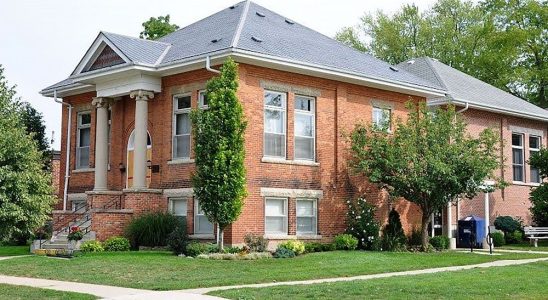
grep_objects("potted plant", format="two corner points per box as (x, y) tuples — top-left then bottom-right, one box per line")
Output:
(67, 226), (84, 250)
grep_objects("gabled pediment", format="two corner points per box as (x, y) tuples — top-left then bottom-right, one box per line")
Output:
(71, 32), (131, 76)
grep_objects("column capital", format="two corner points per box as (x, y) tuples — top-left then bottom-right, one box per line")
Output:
(130, 90), (155, 101)
(91, 97), (114, 108)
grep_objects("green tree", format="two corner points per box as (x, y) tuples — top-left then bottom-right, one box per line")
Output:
(0, 65), (56, 243)
(191, 58), (247, 251)
(19, 102), (51, 170)
(139, 15), (179, 40)
(349, 102), (502, 249)
(529, 148), (548, 226)
(336, 0), (547, 107)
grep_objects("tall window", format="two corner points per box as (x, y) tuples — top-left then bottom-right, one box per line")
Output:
(294, 96), (315, 161)
(194, 200), (214, 234)
(199, 90), (208, 108)
(265, 197), (288, 234)
(372, 106), (391, 131)
(512, 133), (524, 182)
(76, 112), (91, 169)
(530, 135), (541, 183)
(170, 198), (188, 225)
(296, 199), (317, 235)
(264, 91), (286, 158)
(173, 94), (191, 159)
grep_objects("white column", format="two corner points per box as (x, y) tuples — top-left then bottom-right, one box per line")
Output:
(446, 202), (452, 239)
(484, 192), (490, 234)
(129, 90), (154, 189)
(92, 97), (111, 191)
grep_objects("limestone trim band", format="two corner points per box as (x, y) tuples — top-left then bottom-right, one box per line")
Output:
(260, 187), (324, 199)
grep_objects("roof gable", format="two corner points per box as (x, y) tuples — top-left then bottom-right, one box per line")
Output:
(87, 44), (125, 71)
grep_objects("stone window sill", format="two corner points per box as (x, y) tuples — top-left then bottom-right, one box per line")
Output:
(167, 159), (195, 165)
(512, 181), (541, 187)
(189, 234), (215, 240)
(261, 157), (319, 167)
(264, 234), (322, 240)
(72, 168), (94, 173)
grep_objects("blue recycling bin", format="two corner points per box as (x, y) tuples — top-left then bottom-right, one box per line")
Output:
(457, 215), (486, 248)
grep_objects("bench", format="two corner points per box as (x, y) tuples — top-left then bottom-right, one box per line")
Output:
(524, 226), (548, 247)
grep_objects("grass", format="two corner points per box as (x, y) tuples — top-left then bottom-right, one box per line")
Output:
(0, 283), (96, 300)
(212, 261), (548, 300)
(0, 246), (29, 257)
(0, 251), (546, 290)
(500, 240), (548, 252)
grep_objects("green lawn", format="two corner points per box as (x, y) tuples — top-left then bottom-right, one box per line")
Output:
(212, 261), (548, 300)
(0, 251), (546, 290)
(500, 240), (548, 252)
(0, 246), (29, 257)
(0, 283), (96, 300)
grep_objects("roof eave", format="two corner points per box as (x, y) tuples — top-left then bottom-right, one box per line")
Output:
(40, 83), (96, 98)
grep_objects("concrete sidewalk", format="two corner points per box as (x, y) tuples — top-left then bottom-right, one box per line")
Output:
(181, 257), (548, 295)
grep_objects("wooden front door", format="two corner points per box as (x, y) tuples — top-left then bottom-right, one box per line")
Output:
(126, 130), (152, 188)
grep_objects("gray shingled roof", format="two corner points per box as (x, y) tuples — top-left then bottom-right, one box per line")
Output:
(397, 57), (548, 121)
(44, 1), (443, 93)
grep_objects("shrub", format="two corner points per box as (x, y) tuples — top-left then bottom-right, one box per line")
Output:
(505, 230), (523, 244)
(346, 197), (380, 250)
(382, 209), (407, 251)
(103, 237), (130, 252)
(494, 216), (523, 235)
(125, 212), (180, 248)
(185, 242), (218, 257)
(408, 228), (422, 247)
(273, 247), (295, 258)
(197, 252), (272, 260)
(304, 242), (323, 253)
(278, 240), (305, 255)
(244, 234), (268, 252)
(491, 232), (505, 247)
(80, 240), (104, 253)
(334, 234), (358, 250)
(166, 225), (188, 255)
(429, 235), (449, 251)
(529, 149), (548, 226)
(224, 246), (243, 254)
(321, 243), (336, 252)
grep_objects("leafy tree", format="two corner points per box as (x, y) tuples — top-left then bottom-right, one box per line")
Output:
(191, 58), (247, 251)
(0, 65), (56, 243)
(139, 15), (179, 40)
(19, 102), (51, 170)
(336, 0), (547, 107)
(349, 102), (501, 249)
(529, 148), (548, 226)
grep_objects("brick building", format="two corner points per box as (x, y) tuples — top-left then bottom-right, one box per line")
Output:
(40, 1), (547, 246)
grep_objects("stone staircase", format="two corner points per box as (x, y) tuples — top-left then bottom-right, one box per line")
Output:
(36, 206), (96, 251)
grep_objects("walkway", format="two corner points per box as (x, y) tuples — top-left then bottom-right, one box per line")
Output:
(181, 257), (548, 295)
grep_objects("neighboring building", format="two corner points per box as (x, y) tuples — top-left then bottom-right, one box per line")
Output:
(40, 1), (546, 246)
(399, 57), (548, 238)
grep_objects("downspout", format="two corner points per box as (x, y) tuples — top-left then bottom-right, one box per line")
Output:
(206, 56), (221, 74)
(456, 101), (469, 114)
(54, 90), (72, 211)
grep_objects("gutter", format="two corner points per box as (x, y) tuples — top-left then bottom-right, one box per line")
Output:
(54, 90), (71, 211)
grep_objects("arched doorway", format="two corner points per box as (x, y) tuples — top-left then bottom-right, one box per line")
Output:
(126, 130), (152, 188)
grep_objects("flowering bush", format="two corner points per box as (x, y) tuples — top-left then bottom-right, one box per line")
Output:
(278, 240), (305, 255)
(67, 226), (84, 241)
(346, 197), (381, 250)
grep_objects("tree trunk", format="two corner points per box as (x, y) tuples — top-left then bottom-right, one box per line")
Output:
(217, 223), (224, 252)
(421, 213), (430, 251)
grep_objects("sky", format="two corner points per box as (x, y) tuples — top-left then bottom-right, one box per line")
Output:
(0, 0), (438, 150)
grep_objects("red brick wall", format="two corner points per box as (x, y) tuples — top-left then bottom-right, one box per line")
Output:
(91, 210), (133, 241)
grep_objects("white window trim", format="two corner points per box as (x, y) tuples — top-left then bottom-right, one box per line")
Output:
(372, 106), (392, 132)
(264, 197), (288, 235)
(194, 199), (214, 235)
(294, 95), (316, 161)
(172, 93), (192, 160)
(263, 91), (287, 159)
(169, 197), (188, 217)
(529, 135), (541, 183)
(512, 133), (525, 182)
(76, 111), (91, 169)
(198, 90), (208, 109)
(296, 198), (317, 236)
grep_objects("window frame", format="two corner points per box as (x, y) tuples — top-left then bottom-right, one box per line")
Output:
(529, 135), (541, 183)
(76, 111), (91, 169)
(169, 197), (188, 217)
(172, 93), (192, 159)
(194, 199), (214, 235)
(263, 91), (287, 159)
(294, 95), (316, 161)
(512, 133), (525, 182)
(372, 106), (392, 132)
(198, 90), (208, 109)
(296, 198), (318, 236)
(264, 197), (288, 235)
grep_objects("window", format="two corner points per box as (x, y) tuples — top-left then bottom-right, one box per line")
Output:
(72, 200), (86, 212)
(199, 90), (208, 108)
(294, 96), (315, 161)
(169, 198), (188, 217)
(194, 199), (214, 234)
(296, 199), (317, 235)
(372, 106), (391, 131)
(265, 197), (288, 234)
(530, 135), (541, 183)
(173, 94), (191, 159)
(76, 112), (91, 169)
(512, 133), (524, 182)
(264, 91), (286, 158)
